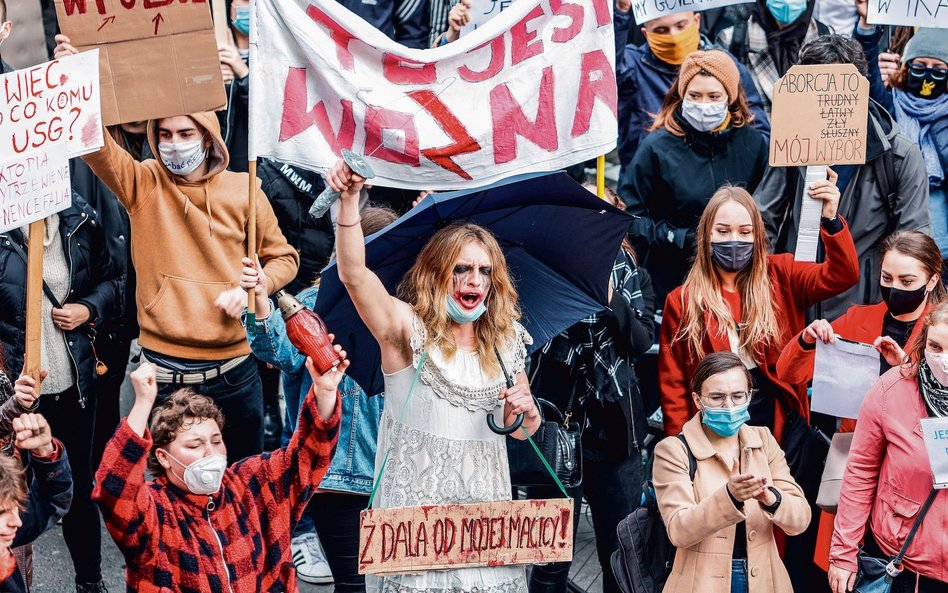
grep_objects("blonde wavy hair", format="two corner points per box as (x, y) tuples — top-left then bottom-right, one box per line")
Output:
(676, 186), (781, 358)
(397, 224), (520, 378)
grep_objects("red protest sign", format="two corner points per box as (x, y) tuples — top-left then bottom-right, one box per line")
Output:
(359, 499), (574, 575)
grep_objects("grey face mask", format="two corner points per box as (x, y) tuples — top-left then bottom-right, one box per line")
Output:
(710, 240), (754, 273)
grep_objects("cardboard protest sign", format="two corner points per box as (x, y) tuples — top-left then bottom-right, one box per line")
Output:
(0, 145), (71, 234)
(868, 0), (948, 28)
(630, 0), (750, 25)
(250, 0), (618, 190)
(769, 64), (869, 167)
(0, 51), (103, 159)
(921, 417), (948, 489)
(359, 499), (574, 575)
(461, 0), (514, 35)
(54, 0), (226, 126)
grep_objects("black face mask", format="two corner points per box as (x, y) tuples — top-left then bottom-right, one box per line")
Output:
(906, 65), (947, 100)
(711, 241), (754, 273)
(880, 285), (928, 316)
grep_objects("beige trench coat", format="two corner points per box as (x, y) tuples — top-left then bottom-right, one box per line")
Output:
(653, 415), (811, 593)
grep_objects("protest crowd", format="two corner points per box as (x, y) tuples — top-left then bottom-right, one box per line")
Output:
(0, 0), (946, 592)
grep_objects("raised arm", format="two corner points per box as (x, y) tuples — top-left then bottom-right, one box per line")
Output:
(329, 160), (414, 370)
(234, 354), (344, 521)
(92, 363), (160, 563)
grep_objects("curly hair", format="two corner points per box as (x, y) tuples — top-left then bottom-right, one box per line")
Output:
(0, 454), (26, 512)
(396, 224), (520, 379)
(147, 389), (225, 475)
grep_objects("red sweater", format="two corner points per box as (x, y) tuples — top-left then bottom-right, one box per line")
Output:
(93, 388), (341, 593)
(659, 220), (859, 439)
(776, 301), (929, 432)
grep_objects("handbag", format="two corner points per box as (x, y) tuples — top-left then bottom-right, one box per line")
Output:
(775, 390), (830, 501)
(854, 487), (938, 593)
(498, 349), (582, 490)
(816, 431), (855, 513)
(507, 396), (583, 489)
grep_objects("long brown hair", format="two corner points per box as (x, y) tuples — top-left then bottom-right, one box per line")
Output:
(676, 186), (780, 358)
(882, 231), (947, 305)
(906, 302), (948, 375)
(397, 224), (520, 378)
(650, 72), (755, 137)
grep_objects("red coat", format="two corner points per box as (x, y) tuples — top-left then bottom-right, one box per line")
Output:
(659, 220), (859, 438)
(776, 301), (929, 433)
(93, 388), (341, 593)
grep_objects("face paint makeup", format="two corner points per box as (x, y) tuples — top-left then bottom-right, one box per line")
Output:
(450, 262), (492, 313)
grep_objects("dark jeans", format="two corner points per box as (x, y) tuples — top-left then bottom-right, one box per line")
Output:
(527, 454), (644, 593)
(156, 356), (264, 463)
(310, 492), (368, 593)
(91, 333), (133, 470)
(731, 559), (748, 593)
(39, 385), (102, 584)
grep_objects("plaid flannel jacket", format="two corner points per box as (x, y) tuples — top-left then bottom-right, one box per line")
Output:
(717, 18), (827, 112)
(93, 389), (341, 593)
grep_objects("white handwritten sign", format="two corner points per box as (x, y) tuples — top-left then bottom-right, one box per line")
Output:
(462, 0), (514, 34)
(630, 0), (749, 25)
(0, 144), (71, 234)
(867, 0), (948, 28)
(921, 417), (948, 489)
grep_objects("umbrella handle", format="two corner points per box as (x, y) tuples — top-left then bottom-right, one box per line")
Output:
(487, 412), (524, 435)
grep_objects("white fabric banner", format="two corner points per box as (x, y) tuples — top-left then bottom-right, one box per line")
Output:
(249, 0), (618, 190)
(867, 0), (948, 28)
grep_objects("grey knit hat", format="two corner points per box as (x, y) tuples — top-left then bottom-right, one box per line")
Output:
(901, 29), (948, 65)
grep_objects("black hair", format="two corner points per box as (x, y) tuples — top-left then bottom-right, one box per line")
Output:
(797, 34), (870, 79)
(0, 0), (6, 23)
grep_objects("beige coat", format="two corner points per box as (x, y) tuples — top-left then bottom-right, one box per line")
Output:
(653, 415), (811, 593)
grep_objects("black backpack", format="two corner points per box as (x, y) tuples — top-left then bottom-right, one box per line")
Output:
(611, 434), (696, 593)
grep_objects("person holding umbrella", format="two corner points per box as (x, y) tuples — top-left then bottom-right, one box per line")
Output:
(327, 159), (540, 593)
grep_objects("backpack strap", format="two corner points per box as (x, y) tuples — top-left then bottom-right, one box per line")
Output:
(676, 433), (697, 481)
(728, 8), (751, 64)
(873, 150), (899, 232)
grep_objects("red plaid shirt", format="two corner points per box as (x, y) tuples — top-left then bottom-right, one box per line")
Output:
(93, 389), (340, 593)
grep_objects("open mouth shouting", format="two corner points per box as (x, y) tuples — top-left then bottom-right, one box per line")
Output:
(454, 291), (485, 311)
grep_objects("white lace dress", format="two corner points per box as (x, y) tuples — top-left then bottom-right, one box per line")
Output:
(367, 317), (532, 593)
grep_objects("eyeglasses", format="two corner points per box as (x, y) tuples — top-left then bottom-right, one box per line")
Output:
(700, 390), (756, 408)
(908, 63), (948, 80)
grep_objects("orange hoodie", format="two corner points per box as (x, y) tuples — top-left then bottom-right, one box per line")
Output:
(82, 112), (299, 361)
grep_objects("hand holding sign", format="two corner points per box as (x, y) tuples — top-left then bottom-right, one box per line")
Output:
(447, 0), (473, 42)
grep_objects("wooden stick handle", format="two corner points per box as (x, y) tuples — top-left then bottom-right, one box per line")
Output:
(24, 219), (45, 385)
(596, 155), (606, 201)
(247, 159), (258, 317)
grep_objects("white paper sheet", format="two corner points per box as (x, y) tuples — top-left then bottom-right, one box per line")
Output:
(920, 417), (948, 489)
(811, 338), (880, 419)
(794, 165), (827, 262)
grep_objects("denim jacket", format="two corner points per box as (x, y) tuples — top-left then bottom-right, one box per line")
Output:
(245, 286), (382, 494)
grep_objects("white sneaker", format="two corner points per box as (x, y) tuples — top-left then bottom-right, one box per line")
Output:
(292, 532), (334, 585)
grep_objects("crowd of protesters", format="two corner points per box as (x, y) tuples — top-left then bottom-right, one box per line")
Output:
(0, 0), (946, 592)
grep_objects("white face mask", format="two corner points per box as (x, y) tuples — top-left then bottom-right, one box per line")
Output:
(161, 450), (227, 495)
(925, 350), (948, 387)
(681, 99), (729, 132)
(158, 139), (207, 176)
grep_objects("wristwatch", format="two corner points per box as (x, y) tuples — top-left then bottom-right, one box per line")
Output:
(761, 486), (782, 514)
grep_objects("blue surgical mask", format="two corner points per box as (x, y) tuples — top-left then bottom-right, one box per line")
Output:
(701, 402), (750, 437)
(234, 6), (251, 36)
(766, 0), (807, 25)
(446, 296), (487, 324)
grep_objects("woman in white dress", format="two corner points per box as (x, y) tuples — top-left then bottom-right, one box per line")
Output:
(328, 159), (542, 593)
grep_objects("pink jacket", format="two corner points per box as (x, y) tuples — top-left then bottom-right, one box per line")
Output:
(830, 367), (948, 581)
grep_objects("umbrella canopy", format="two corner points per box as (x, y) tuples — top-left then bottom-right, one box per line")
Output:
(314, 171), (633, 395)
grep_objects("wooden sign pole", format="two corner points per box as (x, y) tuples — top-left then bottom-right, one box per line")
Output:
(246, 160), (258, 328)
(23, 220), (46, 385)
(211, 0), (230, 47)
